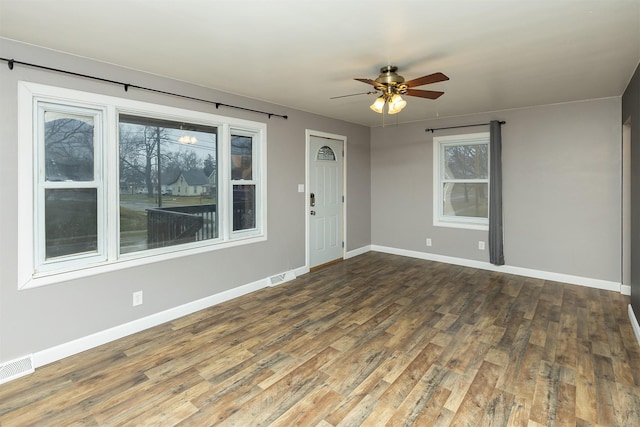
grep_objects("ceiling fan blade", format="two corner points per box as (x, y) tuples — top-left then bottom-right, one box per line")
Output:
(354, 78), (378, 86)
(404, 72), (449, 88)
(355, 79), (387, 91)
(405, 89), (445, 99)
(330, 91), (377, 99)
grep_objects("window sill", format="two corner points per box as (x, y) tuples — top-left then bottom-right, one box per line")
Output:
(20, 234), (266, 290)
(433, 219), (489, 231)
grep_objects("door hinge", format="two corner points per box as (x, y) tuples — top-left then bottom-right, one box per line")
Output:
(342, 241), (345, 248)
(342, 195), (344, 203)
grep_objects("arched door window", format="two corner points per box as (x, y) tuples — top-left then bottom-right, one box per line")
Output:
(316, 145), (336, 161)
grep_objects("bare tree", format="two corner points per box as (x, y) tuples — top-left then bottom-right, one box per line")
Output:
(45, 117), (94, 181)
(165, 149), (204, 172)
(203, 154), (216, 177)
(119, 124), (171, 196)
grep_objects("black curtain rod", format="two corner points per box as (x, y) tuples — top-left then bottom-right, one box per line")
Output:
(425, 121), (505, 133)
(1, 57), (288, 120)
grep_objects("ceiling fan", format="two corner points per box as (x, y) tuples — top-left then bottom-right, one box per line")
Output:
(354, 65), (449, 114)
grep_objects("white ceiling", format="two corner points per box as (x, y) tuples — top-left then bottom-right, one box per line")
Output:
(1, 0), (639, 127)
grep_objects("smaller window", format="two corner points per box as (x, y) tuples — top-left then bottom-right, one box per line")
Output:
(36, 103), (106, 273)
(231, 131), (260, 233)
(316, 146), (336, 161)
(433, 132), (490, 229)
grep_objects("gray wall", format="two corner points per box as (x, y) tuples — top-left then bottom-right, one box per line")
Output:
(0, 36), (628, 365)
(623, 61), (640, 323)
(371, 97), (621, 282)
(0, 39), (371, 363)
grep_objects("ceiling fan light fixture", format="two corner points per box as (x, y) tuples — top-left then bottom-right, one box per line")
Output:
(387, 104), (400, 115)
(370, 96), (386, 113)
(355, 66), (448, 115)
(387, 94), (407, 115)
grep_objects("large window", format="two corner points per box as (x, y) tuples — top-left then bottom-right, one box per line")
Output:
(433, 133), (489, 229)
(118, 115), (219, 254)
(18, 82), (266, 288)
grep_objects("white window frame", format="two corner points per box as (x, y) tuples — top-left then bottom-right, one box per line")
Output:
(18, 81), (267, 289)
(229, 128), (263, 239)
(35, 102), (108, 274)
(433, 132), (490, 230)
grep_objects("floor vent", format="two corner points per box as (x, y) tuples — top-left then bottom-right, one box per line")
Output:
(269, 271), (295, 286)
(0, 354), (34, 385)
(269, 274), (286, 286)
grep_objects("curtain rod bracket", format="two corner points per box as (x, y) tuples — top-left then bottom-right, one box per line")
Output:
(124, 84), (129, 92)
(8, 59), (14, 70)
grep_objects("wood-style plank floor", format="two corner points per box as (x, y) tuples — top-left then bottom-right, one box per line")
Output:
(1, 252), (639, 426)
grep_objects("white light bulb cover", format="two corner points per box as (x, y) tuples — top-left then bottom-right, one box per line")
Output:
(388, 94), (407, 114)
(370, 96), (386, 114)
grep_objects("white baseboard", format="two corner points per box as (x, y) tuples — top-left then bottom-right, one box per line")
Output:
(621, 284), (631, 296)
(294, 265), (310, 277)
(346, 245), (372, 259)
(629, 305), (640, 347)
(32, 267), (302, 369)
(370, 245), (622, 293)
(21, 246), (630, 374)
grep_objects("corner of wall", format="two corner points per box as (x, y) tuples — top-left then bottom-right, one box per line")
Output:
(629, 304), (640, 347)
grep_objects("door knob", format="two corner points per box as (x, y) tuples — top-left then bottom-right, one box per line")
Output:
(310, 210), (316, 215)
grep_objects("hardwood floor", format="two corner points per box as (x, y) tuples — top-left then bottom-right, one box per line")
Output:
(1, 252), (639, 426)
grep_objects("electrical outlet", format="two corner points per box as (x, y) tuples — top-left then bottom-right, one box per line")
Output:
(426, 238), (432, 247)
(133, 291), (143, 306)
(478, 241), (485, 250)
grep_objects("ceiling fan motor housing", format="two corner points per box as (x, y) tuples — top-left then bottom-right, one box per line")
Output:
(375, 66), (405, 83)
(375, 66), (407, 94)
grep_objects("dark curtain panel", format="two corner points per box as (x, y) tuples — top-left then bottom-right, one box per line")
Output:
(489, 120), (505, 265)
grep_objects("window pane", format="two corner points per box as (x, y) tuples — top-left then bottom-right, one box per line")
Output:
(231, 135), (253, 180)
(317, 146), (336, 161)
(44, 111), (94, 181)
(118, 115), (218, 253)
(443, 183), (488, 218)
(45, 189), (97, 259)
(444, 144), (488, 179)
(233, 185), (255, 231)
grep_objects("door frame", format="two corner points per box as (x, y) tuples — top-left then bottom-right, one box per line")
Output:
(305, 129), (347, 270)
(623, 119), (631, 292)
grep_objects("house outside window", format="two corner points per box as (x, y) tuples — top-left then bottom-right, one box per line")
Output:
(433, 132), (490, 230)
(18, 82), (266, 288)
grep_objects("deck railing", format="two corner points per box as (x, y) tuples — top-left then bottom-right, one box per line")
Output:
(146, 204), (217, 249)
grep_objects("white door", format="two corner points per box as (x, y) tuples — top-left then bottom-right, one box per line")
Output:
(308, 135), (344, 268)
